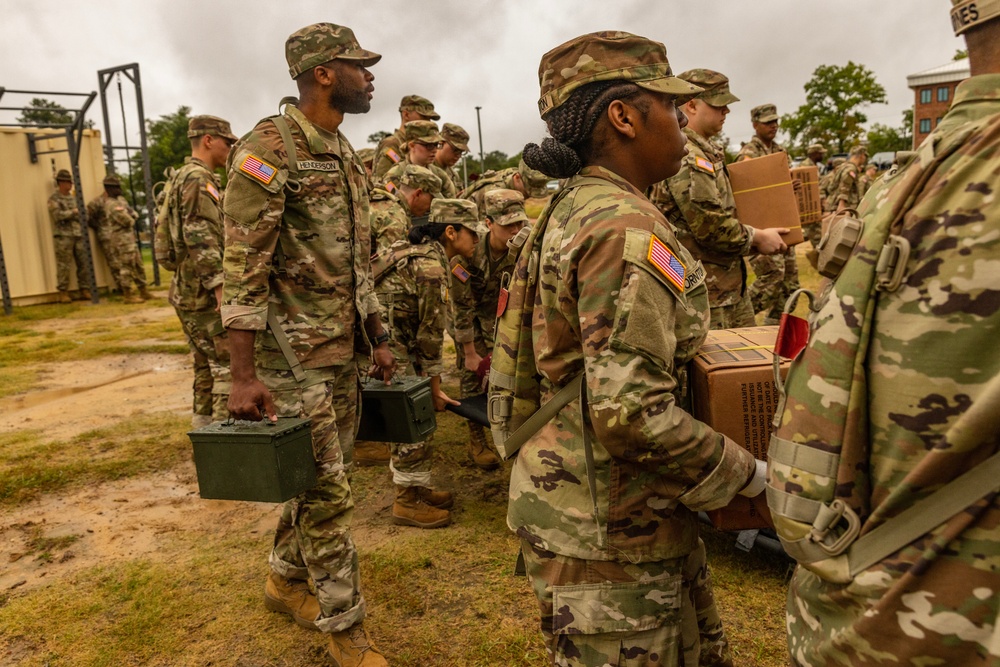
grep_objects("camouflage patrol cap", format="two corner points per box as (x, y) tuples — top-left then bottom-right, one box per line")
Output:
(751, 104), (779, 123)
(399, 95), (440, 120)
(678, 69), (739, 106)
(441, 123), (470, 152)
(356, 147), (375, 164)
(537, 31), (702, 119)
(285, 23), (381, 79)
(807, 143), (827, 154)
(403, 120), (443, 145)
(849, 144), (868, 157)
(517, 159), (550, 198)
(55, 169), (73, 182)
(393, 164), (443, 198)
(485, 189), (529, 227)
(103, 174), (121, 186)
(429, 198), (487, 235)
(831, 157), (847, 167)
(951, 0), (1000, 35)
(187, 115), (238, 142)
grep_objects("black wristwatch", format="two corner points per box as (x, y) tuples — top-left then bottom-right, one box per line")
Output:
(371, 331), (390, 347)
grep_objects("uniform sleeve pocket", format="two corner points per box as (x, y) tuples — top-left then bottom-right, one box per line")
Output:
(223, 147), (287, 229)
(551, 573), (682, 635)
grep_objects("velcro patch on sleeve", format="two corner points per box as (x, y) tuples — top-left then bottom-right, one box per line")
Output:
(206, 183), (220, 201)
(693, 157), (715, 175)
(647, 234), (686, 293)
(386, 148), (402, 164)
(239, 154), (277, 185)
(451, 263), (470, 283)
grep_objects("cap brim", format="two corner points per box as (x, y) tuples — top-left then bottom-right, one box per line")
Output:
(637, 77), (704, 98)
(448, 140), (469, 152)
(495, 212), (529, 226)
(702, 91), (740, 106)
(420, 111), (441, 121)
(340, 49), (382, 68)
(757, 114), (779, 123)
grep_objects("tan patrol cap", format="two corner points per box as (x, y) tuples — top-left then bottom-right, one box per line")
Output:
(356, 147), (375, 165)
(403, 120), (443, 145)
(103, 174), (121, 186)
(517, 159), (550, 198)
(678, 69), (739, 107)
(441, 123), (470, 152)
(536, 31), (702, 119)
(285, 23), (381, 79)
(392, 164), (443, 198)
(55, 169), (73, 182)
(485, 189), (529, 227)
(751, 104), (779, 123)
(849, 144), (868, 157)
(807, 143), (827, 154)
(399, 95), (440, 120)
(187, 115), (238, 142)
(429, 198), (487, 235)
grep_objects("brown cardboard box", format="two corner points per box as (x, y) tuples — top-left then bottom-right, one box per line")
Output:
(690, 326), (791, 530)
(791, 165), (822, 225)
(728, 152), (805, 245)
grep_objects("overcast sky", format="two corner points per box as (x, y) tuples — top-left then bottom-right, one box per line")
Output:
(2, 1), (963, 161)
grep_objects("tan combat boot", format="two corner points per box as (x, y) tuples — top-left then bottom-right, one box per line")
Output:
(416, 486), (454, 509)
(122, 287), (144, 304)
(57, 291), (72, 303)
(263, 571), (320, 631)
(392, 485), (450, 528)
(77, 289), (92, 301)
(353, 440), (390, 467)
(140, 287), (153, 300)
(327, 623), (387, 667)
(467, 422), (500, 471)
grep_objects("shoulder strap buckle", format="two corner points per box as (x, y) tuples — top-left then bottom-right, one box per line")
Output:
(875, 234), (911, 292)
(810, 499), (862, 557)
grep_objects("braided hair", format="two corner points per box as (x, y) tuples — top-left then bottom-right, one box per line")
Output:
(523, 81), (648, 179)
(407, 222), (453, 245)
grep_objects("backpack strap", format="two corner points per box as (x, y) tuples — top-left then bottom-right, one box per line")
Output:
(266, 306), (306, 384)
(371, 244), (436, 284)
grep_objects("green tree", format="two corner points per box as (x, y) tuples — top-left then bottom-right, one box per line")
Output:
(123, 106), (192, 215)
(781, 62), (888, 154)
(954, 49), (969, 60)
(17, 97), (93, 128)
(367, 130), (390, 145)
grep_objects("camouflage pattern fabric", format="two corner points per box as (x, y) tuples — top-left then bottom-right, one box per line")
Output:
(650, 127), (755, 326)
(773, 73), (1000, 666)
(48, 192), (89, 292)
(260, 363), (366, 634)
(368, 186), (412, 256)
(459, 167), (516, 215)
(735, 135), (788, 163)
(374, 239), (450, 487)
(104, 195), (144, 297)
(823, 159), (864, 212)
(372, 128), (405, 184)
(507, 166), (756, 661)
(163, 156), (231, 418)
(47, 192), (82, 237)
(430, 162), (458, 198)
(221, 101), (376, 634)
(450, 231), (515, 397)
(86, 194), (122, 290)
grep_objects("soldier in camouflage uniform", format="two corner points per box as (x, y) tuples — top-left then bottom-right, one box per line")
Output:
(155, 115), (237, 428)
(801, 143), (827, 174)
(650, 70), (787, 330)
(860, 162), (879, 195)
(47, 169), (90, 302)
(101, 176), (146, 304)
(451, 188), (528, 471)
(737, 104), (800, 324)
(459, 158), (549, 214)
(86, 185), (121, 292)
(221, 23), (394, 666)
(771, 5), (1000, 663)
(374, 198), (482, 528)
(431, 122), (470, 197)
(818, 155), (846, 204)
(514, 32), (768, 667)
(372, 94), (439, 183)
(380, 120), (443, 185)
(823, 144), (868, 214)
(800, 143), (828, 262)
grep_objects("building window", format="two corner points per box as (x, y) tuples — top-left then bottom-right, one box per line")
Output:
(920, 89), (932, 104)
(936, 117), (942, 126)
(937, 87), (950, 102)
(920, 118), (932, 133)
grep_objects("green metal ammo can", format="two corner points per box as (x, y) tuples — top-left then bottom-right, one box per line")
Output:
(356, 376), (436, 443)
(188, 417), (315, 503)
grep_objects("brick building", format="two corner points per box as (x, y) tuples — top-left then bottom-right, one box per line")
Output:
(907, 60), (970, 148)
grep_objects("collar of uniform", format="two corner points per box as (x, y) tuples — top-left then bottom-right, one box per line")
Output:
(285, 104), (343, 157)
(684, 126), (722, 160)
(953, 73), (1000, 106)
(574, 164), (644, 197)
(397, 191), (412, 216)
(185, 155), (210, 170)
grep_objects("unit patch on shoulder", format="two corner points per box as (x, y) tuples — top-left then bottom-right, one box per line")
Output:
(239, 154), (277, 185)
(693, 157), (715, 175)
(386, 148), (402, 164)
(205, 183), (220, 201)
(647, 235), (686, 293)
(451, 263), (470, 283)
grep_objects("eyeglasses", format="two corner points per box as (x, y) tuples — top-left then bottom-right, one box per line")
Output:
(416, 142), (442, 150)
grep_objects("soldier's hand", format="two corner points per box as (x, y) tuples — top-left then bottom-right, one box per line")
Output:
(432, 387), (461, 412)
(213, 285), (224, 313)
(372, 343), (396, 385)
(752, 228), (788, 255)
(228, 377), (277, 422)
(464, 350), (484, 373)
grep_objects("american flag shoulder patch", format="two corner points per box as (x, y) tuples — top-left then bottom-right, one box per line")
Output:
(205, 183), (220, 201)
(239, 154), (277, 185)
(647, 235), (686, 293)
(693, 156), (715, 175)
(386, 148), (402, 164)
(451, 263), (470, 283)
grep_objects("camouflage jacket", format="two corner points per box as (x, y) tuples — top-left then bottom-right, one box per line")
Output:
(371, 128), (405, 184)
(507, 166), (755, 563)
(652, 127), (753, 308)
(165, 157), (225, 311)
(221, 103), (378, 371)
(369, 186), (411, 257)
(430, 162), (458, 198)
(799, 156), (825, 174)
(459, 168), (515, 215)
(374, 239), (450, 377)
(777, 74), (1000, 666)
(823, 160), (864, 212)
(47, 192), (82, 237)
(104, 195), (137, 234)
(450, 232), (515, 349)
(736, 135), (788, 162)
(86, 194), (110, 235)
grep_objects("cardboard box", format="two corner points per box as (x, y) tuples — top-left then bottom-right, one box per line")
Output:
(690, 327), (791, 530)
(790, 165), (822, 225)
(728, 152), (805, 245)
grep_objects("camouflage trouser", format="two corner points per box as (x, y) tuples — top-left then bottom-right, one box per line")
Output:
(96, 229), (121, 290)
(748, 247), (800, 325)
(521, 538), (732, 667)
(175, 307), (231, 420)
(128, 243), (148, 291)
(53, 235), (89, 292)
(708, 292), (756, 330)
(802, 222), (823, 270)
(112, 232), (143, 296)
(383, 330), (433, 488)
(262, 363), (365, 634)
